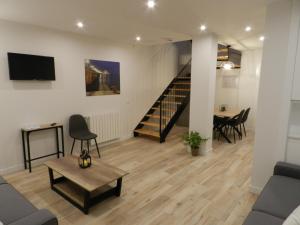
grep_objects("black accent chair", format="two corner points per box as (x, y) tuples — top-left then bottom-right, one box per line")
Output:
(241, 108), (251, 136)
(69, 114), (101, 158)
(227, 110), (245, 143)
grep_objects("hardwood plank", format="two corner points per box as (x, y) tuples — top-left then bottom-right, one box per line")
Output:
(4, 126), (257, 225)
(151, 107), (176, 113)
(134, 129), (160, 138)
(146, 114), (171, 120)
(140, 122), (160, 128)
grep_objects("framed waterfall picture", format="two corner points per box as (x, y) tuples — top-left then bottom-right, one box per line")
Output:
(85, 59), (120, 96)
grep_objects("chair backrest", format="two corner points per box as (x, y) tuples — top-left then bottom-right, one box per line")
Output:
(69, 114), (90, 136)
(236, 110), (245, 124)
(242, 108), (251, 123)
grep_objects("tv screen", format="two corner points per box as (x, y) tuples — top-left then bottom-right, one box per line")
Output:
(8, 52), (55, 80)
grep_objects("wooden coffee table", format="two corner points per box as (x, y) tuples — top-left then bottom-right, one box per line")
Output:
(44, 156), (128, 214)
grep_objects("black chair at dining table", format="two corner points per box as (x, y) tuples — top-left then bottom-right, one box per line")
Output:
(213, 115), (231, 143)
(240, 108), (251, 136)
(226, 109), (245, 143)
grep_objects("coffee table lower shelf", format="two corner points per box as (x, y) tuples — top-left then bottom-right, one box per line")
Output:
(48, 168), (123, 214)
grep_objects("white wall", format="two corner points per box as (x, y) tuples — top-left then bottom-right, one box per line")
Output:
(251, 0), (299, 193)
(215, 49), (262, 130)
(0, 20), (178, 174)
(189, 34), (218, 151)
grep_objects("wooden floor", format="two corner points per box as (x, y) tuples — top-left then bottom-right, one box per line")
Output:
(4, 126), (257, 225)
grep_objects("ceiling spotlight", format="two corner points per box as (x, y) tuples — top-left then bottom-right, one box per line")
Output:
(147, 0), (156, 8)
(245, 26), (252, 32)
(76, 21), (84, 28)
(200, 25), (207, 31)
(259, 36), (265, 41)
(136, 36), (141, 41)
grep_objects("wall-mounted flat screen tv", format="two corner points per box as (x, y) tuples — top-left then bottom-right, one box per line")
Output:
(8, 52), (55, 80)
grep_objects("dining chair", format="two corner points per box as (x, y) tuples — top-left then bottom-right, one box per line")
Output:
(69, 114), (101, 158)
(241, 108), (251, 136)
(227, 110), (245, 143)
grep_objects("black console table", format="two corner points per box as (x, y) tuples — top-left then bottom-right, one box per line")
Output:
(21, 123), (65, 173)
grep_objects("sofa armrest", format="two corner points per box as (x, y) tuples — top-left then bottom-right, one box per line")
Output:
(9, 209), (58, 225)
(274, 161), (300, 180)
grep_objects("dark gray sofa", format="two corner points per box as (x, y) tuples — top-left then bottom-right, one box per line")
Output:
(243, 162), (300, 225)
(0, 176), (57, 225)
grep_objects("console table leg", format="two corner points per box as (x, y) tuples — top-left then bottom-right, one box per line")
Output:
(26, 133), (32, 173)
(115, 178), (122, 197)
(61, 127), (65, 157)
(22, 131), (27, 170)
(55, 128), (59, 158)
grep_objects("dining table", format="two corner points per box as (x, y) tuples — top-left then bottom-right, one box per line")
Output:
(214, 109), (241, 143)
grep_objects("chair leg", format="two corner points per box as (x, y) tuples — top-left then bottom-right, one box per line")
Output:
(233, 129), (236, 143)
(94, 139), (101, 158)
(70, 139), (76, 155)
(80, 140), (83, 153)
(87, 140), (90, 154)
(239, 124), (243, 139)
(243, 123), (247, 136)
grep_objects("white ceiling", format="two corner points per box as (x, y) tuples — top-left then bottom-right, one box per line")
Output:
(0, 0), (271, 50)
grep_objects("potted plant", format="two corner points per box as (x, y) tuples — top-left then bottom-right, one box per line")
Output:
(183, 131), (208, 156)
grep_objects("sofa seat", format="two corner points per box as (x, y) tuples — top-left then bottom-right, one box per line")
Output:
(253, 175), (300, 219)
(0, 184), (37, 224)
(243, 211), (284, 225)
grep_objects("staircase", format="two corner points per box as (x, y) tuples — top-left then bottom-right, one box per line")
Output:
(134, 59), (191, 143)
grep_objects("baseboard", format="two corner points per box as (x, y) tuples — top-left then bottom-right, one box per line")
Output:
(0, 164), (24, 175)
(250, 185), (263, 194)
(0, 134), (135, 176)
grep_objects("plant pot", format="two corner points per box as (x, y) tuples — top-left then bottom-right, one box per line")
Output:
(191, 147), (199, 156)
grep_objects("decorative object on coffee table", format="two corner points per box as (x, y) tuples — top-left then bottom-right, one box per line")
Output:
(44, 156), (128, 214)
(183, 131), (208, 156)
(78, 150), (92, 169)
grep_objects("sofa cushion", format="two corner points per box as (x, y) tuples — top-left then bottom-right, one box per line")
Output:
(0, 176), (7, 185)
(283, 205), (300, 225)
(0, 184), (37, 224)
(243, 211), (284, 225)
(253, 175), (300, 219)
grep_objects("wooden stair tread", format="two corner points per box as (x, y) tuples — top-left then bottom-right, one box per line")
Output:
(146, 114), (171, 119)
(177, 77), (191, 79)
(164, 94), (186, 98)
(140, 122), (160, 128)
(152, 107), (176, 112)
(157, 101), (182, 105)
(174, 82), (191, 85)
(169, 88), (190, 91)
(134, 129), (160, 138)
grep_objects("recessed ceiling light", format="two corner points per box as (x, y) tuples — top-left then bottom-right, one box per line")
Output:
(245, 26), (252, 32)
(76, 21), (84, 28)
(147, 0), (156, 8)
(200, 25), (207, 31)
(259, 36), (265, 41)
(136, 36), (141, 41)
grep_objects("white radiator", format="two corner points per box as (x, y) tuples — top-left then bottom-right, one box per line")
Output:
(86, 112), (121, 144)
